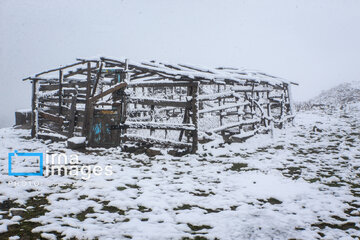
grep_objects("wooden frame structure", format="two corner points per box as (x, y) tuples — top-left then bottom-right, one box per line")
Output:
(23, 57), (297, 153)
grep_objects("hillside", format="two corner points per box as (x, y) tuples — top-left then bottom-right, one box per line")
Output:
(311, 81), (360, 106)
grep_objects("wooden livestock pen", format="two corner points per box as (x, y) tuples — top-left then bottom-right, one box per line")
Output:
(23, 57), (297, 153)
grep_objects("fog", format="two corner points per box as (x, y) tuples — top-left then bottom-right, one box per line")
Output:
(1, 0), (359, 128)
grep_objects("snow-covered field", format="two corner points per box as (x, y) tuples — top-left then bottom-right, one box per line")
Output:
(1, 105), (360, 240)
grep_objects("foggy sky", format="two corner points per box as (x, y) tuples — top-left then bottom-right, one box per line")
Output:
(1, 0), (359, 128)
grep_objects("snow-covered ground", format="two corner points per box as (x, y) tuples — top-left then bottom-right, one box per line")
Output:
(0, 105), (360, 240)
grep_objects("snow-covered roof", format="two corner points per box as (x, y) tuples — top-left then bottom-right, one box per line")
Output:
(92, 57), (297, 86)
(24, 56), (298, 86)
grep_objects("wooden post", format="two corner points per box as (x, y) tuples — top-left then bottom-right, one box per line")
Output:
(287, 84), (294, 116)
(92, 61), (103, 96)
(82, 62), (92, 137)
(191, 82), (199, 153)
(58, 70), (63, 115)
(179, 85), (192, 141)
(150, 105), (155, 136)
(31, 80), (39, 138)
(68, 93), (77, 137)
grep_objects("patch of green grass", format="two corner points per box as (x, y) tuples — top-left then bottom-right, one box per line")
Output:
(101, 205), (125, 215)
(229, 163), (248, 172)
(117, 186), (127, 191)
(138, 205), (152, 213)
(187, 223), (212, 231)
(0, 196), (61, 240)
(76, 207), (95, 221)
(174, 204), (193, 211)
(312, 221), (359, 231)
(125, 184), (140, 189)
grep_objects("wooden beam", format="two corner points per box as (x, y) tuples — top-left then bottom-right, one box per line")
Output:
(31, 80), (39, 138)
(126, 97), (190, 108)
(110, 121), (196, 131)
(82, 62), (92, 137)
(209, 119), (260, 133)
(23, 61), (86, 80)
(92, 61), (103, 96)
(191, 82), (199, 153)
(58, 70), (63, 115)
(199, 102), (250, 114)
(90, 82), (128, 103)
(39, 111), (64, 124)
(128, 81), (197, 88)
(67, 93), (77, 137)
(122, 134), (192, 148)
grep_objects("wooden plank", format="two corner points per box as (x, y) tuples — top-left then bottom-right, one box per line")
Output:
(128, 81), (197, 88)
(31, 80), (38, 138)
(67, 94), (77, 137)
(110, 121), (196, 131)
(199, 102), (250, 114)
(23, 61), (86, 80)
(39, 81), (87, 91)
(198, 91), (234, 101)
(178, 85), (192, 142)
(230, 126), (270, 142)
(92, 61), (103, 96)
(209, 119), (260, 133)
(90, 82), (128, 103)
(82, 62), (92, 137)
(37, 132), (68, 142)
(39, 111), (64, 124)
(126, 97), (189, 108)
(64, 66), (97, 78)
(39, 97), (86, 104)
(232, 86), (273, 92)
(58, 70), (63, 115)
(122, 134), (192, 148)
(191, 82), (199, 153)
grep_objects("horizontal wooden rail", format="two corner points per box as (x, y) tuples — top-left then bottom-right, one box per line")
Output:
(231, 86), (273, 92)
(128, 81), (197, 88)
(38, 111), (65, 124)
(126, 97), (190, 108)
(122, 134), (192, 148)
(199, 102), (250, 114)
(209, 119), (260, 133)
(198, 91), (234, 101)
(111, 121), (196, 131)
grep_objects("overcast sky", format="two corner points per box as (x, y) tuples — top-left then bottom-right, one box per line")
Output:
(1, 0), (359, 128)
